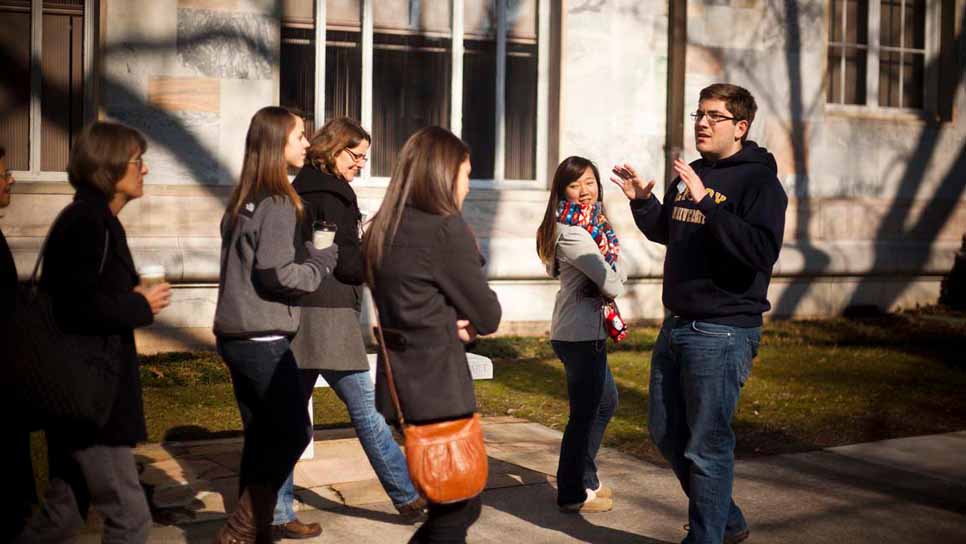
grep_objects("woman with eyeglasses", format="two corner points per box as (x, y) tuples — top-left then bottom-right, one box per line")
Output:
(263, 118), (426, 539)
(17, 122), (171, 543)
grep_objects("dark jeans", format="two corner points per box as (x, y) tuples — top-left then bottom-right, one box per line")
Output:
(551, 339), (619, 506)
(218, 338), (311, 495)
(408, 496), (482, 544)
(648, 317), (761, 544)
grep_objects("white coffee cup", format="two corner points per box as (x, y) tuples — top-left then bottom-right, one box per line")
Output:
(313, 221), (337, 249)
(139, 264), (166, 288)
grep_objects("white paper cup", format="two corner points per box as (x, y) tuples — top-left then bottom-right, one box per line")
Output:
(139, 264), (166, 288)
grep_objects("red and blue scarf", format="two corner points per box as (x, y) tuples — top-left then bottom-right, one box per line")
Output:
(556, 201), (620, 271)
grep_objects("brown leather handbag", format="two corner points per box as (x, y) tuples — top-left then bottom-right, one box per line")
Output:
(373, 322), (489, 504)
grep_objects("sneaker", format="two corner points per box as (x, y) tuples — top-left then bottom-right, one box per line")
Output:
(559, 489), (613, 514)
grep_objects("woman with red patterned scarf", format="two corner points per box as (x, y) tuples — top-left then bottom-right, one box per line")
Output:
(536, 156), (627, 514)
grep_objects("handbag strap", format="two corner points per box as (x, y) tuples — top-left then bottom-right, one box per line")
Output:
(371, 303), (407, 426)
(30, 202), (111, 288)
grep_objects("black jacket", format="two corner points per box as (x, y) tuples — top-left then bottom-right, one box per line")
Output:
(40, 187), (154, 447)
(372, 207), (502, 424)
(630, 141), (787, 327)
(0, 228), (16, 382)
(293, 167), (364, 310)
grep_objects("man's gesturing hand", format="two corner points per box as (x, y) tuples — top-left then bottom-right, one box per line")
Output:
(610, 163), (655, 201)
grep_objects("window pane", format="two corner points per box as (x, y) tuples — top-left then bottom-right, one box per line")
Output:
(880, 0), (902, 47)
(324, 30), (362, 124)
(327, 0), (361, 30)
(41, 1), (85, 172)
(505, 0), (537, 180)
(374, 0), (450, 35)
(844, 0), (868, 45)
(282, 0), (313, 26)
(829, 0), (843, 43)
(904, 0), (926, 49)
(463, 38), (496, 179)
(879, 50), (901, 107)
(843, 46), (867, 104)
(827, 47), (842, 103)
(280, 26), (316, 133)
(902, 52), (924, 108)
(372, 33), (451, 177)
(0, 1), (31, 170)
(505, 41), (536, 179)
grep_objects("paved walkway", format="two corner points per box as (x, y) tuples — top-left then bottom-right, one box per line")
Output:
(76, 419), (966, 543)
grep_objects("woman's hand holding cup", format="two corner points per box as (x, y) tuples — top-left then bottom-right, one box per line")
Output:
(134, 283), (172, 315)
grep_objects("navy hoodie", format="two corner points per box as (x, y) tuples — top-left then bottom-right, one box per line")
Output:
(630, 141), (788, 327)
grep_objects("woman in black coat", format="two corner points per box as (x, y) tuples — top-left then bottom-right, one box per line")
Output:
(18, 122), (171, 544)
(362, 126), (502, 544)
(268, 118), (424, 538)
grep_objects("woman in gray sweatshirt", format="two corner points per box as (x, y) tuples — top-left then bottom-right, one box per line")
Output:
(212, 107), (338, 543)
(536, 156), (626, 515)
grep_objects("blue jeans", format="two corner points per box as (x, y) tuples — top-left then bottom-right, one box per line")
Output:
(551, 340), (619, 506)
(648, 317), (761, 544)
(217, 338), (311, 496)
(272, 369), (420, 524)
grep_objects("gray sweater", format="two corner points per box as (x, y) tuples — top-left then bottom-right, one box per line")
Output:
(549, 224), (626, 342)
(214, 195), (329, 339)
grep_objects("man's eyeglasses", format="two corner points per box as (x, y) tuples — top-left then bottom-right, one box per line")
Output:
(343, 147), (369, 164)
(0, 171), (12, 182)
(690, 111), (737, 126)
(128, 157), (145, 169)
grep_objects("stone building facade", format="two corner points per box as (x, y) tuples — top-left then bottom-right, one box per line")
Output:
(1, 0), (963, 351)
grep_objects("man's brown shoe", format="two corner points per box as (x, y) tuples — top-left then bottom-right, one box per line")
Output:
(271, 519), (322, 540)
(396, 497), (428, 522)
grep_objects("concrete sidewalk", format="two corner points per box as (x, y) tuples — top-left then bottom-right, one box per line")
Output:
(79, 419), (966, 543)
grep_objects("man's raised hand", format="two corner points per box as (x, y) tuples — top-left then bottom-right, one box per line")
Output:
(610, 163), (655, 201)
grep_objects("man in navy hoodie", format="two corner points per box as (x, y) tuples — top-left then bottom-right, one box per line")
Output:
(612, 84), (787, 544)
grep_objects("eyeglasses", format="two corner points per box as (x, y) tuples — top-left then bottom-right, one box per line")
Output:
(0, 171), (12, 182)
(343, 147), (369, 164)
(690, 111), (737, 125)
(128, 157), (145, 168)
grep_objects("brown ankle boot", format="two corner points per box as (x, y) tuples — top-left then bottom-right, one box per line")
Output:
(213, 490), (257, 544)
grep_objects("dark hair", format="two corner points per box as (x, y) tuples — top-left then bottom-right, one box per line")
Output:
(362, 126), (469, 286)
(699, 83), (757, 141)
(67, 122), (147, 199)
(535, 156), (603, 265)
(307, 117), (371, 178)
(226, 106), (304, 223)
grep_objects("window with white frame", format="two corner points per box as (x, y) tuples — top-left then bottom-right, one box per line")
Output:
(280, 0), (550, 185)
(826, 0), (941, 111)
(0, 0), (92, 175)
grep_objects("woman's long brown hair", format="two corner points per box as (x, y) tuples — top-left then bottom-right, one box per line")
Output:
(535, 156), (603, 266)
(225, 106), (304, 224)
(362, 126), (469, 286)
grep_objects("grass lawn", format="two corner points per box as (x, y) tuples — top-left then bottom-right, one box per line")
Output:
(29, 307), (966, 488)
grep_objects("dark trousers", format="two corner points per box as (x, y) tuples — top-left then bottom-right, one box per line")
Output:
(218, 338), (311, 495)
(408, 496), (482, 544)
(551, 339), (619, 506)
(0, 428), (37, 541)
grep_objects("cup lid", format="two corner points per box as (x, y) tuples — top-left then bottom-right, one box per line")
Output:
(139, 264), (165, 276)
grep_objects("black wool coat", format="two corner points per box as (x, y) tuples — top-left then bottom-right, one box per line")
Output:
(40, 187), (154, 447)
(371, 207), (502, 424)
